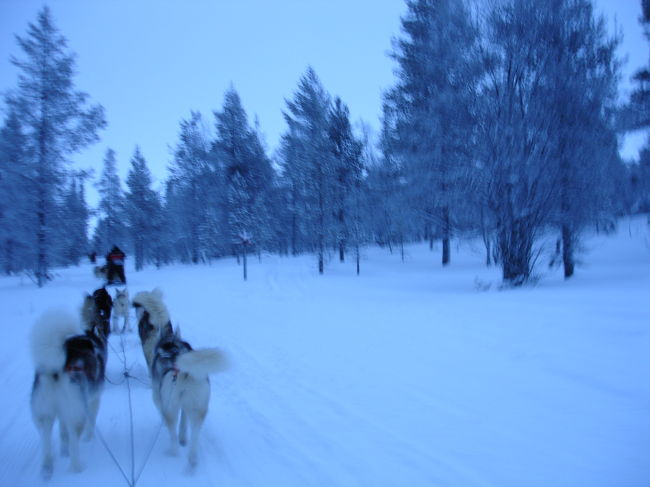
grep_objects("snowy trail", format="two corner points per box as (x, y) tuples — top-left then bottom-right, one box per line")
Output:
(0, 220), (649, 486)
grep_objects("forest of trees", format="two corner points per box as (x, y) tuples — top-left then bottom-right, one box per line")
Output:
(1, 1), (648, 287)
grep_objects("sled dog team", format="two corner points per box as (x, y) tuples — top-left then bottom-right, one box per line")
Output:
(30, 286), (227, 479)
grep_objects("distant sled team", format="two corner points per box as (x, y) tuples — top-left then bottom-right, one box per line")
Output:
(30, 285), (227, 478)
(93, 245), (127, 286)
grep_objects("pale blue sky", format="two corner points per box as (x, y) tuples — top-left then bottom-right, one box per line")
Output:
(0, 0), (647, 199)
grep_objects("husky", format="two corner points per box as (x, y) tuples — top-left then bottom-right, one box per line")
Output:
(112, 288), (131, 333)
(93, 265), (107, 281)
(132, 289), (227, 469)
(30, 296), (109, 478)
(92, 287), (112, 337)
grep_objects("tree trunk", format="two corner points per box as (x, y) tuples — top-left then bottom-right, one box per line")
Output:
(485, 238), (492, 267)
(291, 210), (298, 256)
(36, 115), (48, 288)
(290, 183), (298, 256)
(243, 247), (248, 281)
(135, 237), (144, 271)
(36, 187), (47, 287)
(562, 224), (574, 279)
(480, 206), (492, 267)
(338, 208), (345, 262)
(355, 243), (360, 275)
(318, 166), (325, 275)
(442, 206), (450, 266)
(500, 218), (533, 286)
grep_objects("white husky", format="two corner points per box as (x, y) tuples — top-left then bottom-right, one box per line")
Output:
(30, 299), (108, 478)
(112, 288), (130, 333)
(132, 289), (228, 469)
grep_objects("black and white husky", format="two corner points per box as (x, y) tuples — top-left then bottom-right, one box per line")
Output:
(92, 287), (112, 336)
(132, 289), (227, 469)
(30, 295), (109, 478)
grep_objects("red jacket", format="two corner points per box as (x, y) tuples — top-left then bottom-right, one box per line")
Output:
(108, 251), (125, 266)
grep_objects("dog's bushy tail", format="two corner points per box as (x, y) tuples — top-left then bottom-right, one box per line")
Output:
(176, 348), (229, 378)
(30, 310), (79, 371)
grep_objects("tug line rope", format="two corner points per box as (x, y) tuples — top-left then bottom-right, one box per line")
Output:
(87, 329), (172, 487)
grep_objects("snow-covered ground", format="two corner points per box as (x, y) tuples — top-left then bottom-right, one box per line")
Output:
(0, 218), (648, 487)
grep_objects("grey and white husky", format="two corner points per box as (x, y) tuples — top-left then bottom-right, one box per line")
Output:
(30, 295), (109, 478)
(112, 288), (131, 333)
(132, 289), (227, 469)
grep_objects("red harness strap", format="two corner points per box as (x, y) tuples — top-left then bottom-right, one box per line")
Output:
(65, 365), (85, 372)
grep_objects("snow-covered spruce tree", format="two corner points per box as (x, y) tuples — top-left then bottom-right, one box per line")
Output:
(8, 6), (105, 286)
(167, 111), (211, 263)
(367, 102), (419, 259)
(625, 0), (650, 130)
(210, 88), (250, 259)
(348, 121), (376, 274)
(543, 0), (620, 279)
(248, 118), (276, 256)
(630, 143), (650, 212)
(125, 147), (162, 271)
(93, 148), (127, 255)
(386, 0), (481, 266)
(55, 174), (89, 266)
(623, 0), (650, 215)
(0, 106), (34, 274)
(327, 97), (363, 263)
(282, 67), (334, 274)
(212, 87), (274, 261)
(228, 172), (252, 279)
(278, 125), (305, 256)
(264, 174), (292, 256)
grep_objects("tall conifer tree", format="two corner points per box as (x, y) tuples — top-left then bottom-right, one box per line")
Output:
(8, 7), (105, 285)
(386, 0), (480, 266)
(125, 147), (161, 271)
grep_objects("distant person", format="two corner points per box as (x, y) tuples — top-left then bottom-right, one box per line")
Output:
(106, 245), (126, 285)
(89, 251), (97, 264)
